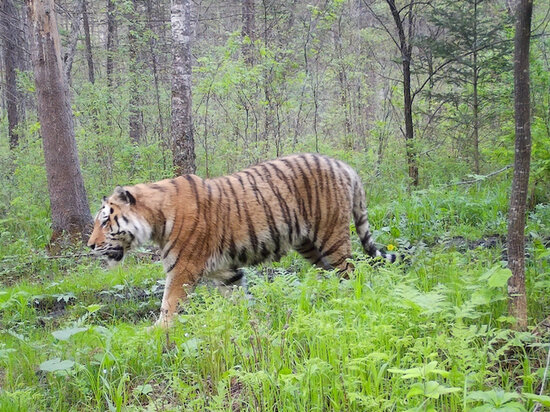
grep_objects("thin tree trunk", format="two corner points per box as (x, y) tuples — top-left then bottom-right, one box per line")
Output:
(171, 0), (196, 174)
(386, 0), (419, 186)
(145, 0), (165, 139)
(105, 0), (116, 90)
(242, 0), (255, 65)
(128, 0), (143, 144)
(26, 0), (92, 242)
(507, 0), (533, 332)
(333, 17), (352, 148)
(472, 0), (480, 174)
(2, 0), (22, 149)
(82, 0), (95, 84)
(63, 0), (83, 84)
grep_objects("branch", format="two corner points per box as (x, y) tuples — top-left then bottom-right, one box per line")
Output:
(442, 165), (512, 187)
(361, 0), (400, 50)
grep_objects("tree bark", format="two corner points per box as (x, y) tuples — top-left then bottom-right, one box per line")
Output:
(26, 0), (92, 242)
(145, 0), (165, 139)
(105, 0), (116, 90)
(2, 0), (23, 149)
(171, 0), (196, 175)
(128, 0), (143, 144)
(472, 0), (480, 174)
(386, 0), (419, 186)
(242, 0), (255, 65)
(82, 0), (95, 84)
(63, 0), (83, 84)
(507, 0), (532, 331)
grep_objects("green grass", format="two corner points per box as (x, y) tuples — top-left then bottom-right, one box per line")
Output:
(0, 182), (549, 411)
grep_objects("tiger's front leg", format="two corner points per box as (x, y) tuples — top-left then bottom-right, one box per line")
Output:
(154, 260), (203, 328)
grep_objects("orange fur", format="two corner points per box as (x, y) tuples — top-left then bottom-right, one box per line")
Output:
(88, 154), (395, 327)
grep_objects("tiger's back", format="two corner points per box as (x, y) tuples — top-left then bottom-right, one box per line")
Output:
(88, 153), (395, 327)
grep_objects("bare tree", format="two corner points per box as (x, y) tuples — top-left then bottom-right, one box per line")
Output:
(128, 0), (143, 144)
(82, 0), (95, 84)
(171, 0), (196, 174)
(105, 0), (116, 90)
(242, 0), (256, 65)
(2, 0), (24, 149)
(386, 0), (419, 186)
(63, 0), (84, 84)
(507, 0), (533, 331)
(26, 0), (92, 242)
(363, 0), (421, 186)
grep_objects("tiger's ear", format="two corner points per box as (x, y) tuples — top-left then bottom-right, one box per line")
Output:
(113, 186), (136, 205)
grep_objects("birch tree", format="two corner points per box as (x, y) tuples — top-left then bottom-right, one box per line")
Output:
(171, 0), (196, 175)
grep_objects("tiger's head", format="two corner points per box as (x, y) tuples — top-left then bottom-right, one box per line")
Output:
(88, 186), (151, 267)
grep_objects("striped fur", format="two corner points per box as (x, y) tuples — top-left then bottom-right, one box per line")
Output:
(87, 154), (396, 327)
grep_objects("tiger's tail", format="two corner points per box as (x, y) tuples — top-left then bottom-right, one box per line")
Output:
(351, 176), (397, 263)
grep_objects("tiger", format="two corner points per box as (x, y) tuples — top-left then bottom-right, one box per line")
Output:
(87, 153), (396, 328)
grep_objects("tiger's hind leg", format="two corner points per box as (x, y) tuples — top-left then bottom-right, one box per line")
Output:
(295, 239), (332, 270)
(295, 237), (353, 277)
(317, 235), (354, 278)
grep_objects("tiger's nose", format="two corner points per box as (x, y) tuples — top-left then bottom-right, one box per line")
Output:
(88, 243), (95, 250)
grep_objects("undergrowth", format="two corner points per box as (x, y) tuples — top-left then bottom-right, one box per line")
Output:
(1, 179), (549, 411)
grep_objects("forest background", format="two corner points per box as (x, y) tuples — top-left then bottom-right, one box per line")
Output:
(1, 0), (550, 410)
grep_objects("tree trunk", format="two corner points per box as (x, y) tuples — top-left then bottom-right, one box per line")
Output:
(171, 0), (196, 175)
(105, 0), (116, 90)
(507, 0), (533, 332)
(128, 0), (143, 144)
(26, 0), (92, 242)
(82, 0), (95, 84)
(386, 0), (419, 186)
(242, 0), (255, 65)
(63, 0), (83, 84)
(145, 0), (165, 139)
(2, 0), (22, 149)
(472, 0), (480, 174)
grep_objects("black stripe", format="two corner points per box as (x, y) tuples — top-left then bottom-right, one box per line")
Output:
(150, 183), (167, 192)
(256, 165), (293, 240)
(243, 204), (259, 253)
(228, 237), (237, 260)
(224, 177), (242, 220)
(243, 170), (261, 203)
(166, 177), (202, 271)
(223, 269), (244, 286)
(292, 160), (312, 220)
(163, 180), (182, 258)
(355, 214), (367, 228)
(238, 248), (248, 264)
(331, 254), (349, 268)
(314, 237), (348, 264)
(260, 242), (271, 259)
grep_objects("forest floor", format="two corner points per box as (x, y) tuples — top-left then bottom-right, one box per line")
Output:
(1, 183), (550, 411)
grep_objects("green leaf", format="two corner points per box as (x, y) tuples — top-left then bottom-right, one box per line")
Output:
(52, 326), (89, 341)
(134, 384), (153, 396)
(39, 358), (75, 372)
(86, 304), (102, 314)
(523, 393), (550, 407)
(407, 381), (461, 399)
(487, 268), (512, 288)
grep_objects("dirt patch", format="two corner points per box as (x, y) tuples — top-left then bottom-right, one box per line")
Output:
(229, 376), (246, 412)
(30, 293), (76, 314)
(439, 234), (506, 251)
